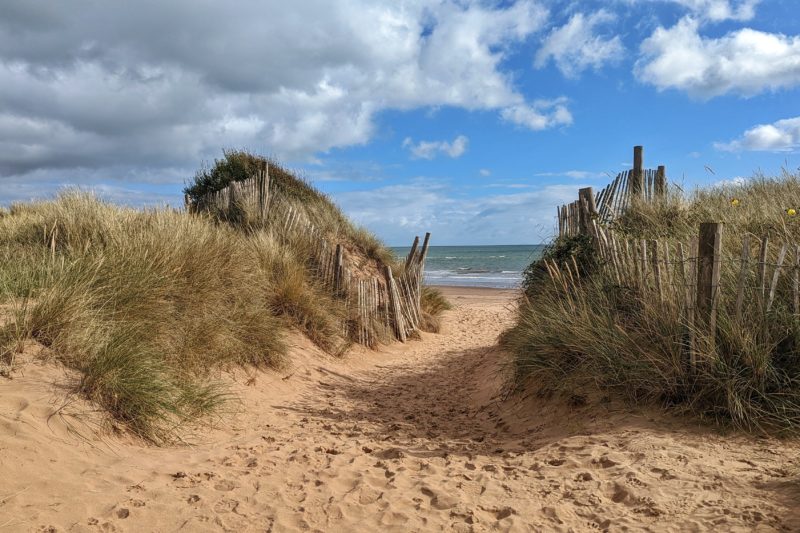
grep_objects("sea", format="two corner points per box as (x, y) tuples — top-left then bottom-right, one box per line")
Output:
(390, 244), (545, 289)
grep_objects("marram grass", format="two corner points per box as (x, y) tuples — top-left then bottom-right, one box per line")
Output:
(504, 172), (800, 435)
(0, 154), (448, 443)
(0, 190), (390, 442)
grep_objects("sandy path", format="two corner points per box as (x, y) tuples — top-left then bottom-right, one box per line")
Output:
(2, 287), (800, 532)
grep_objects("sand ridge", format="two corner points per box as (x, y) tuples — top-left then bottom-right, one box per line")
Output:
(1, 286), (799, 531)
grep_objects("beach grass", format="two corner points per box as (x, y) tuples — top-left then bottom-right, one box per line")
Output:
(0, 153), (439, 443)
(503, 171), (800, 434)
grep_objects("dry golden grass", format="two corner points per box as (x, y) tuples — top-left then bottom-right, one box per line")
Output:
(0, 192), (374, 442)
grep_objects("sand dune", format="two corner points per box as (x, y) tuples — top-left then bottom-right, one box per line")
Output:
(1, 286), (799, 532)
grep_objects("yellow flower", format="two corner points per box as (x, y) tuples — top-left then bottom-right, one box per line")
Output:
(788, 208), (797, 216)
(730, 198), (740, 206)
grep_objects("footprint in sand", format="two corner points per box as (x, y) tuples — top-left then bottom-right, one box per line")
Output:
(420, 486), (459, 510)
(214, 479), (238, 492)
(213, 498), (240, 514)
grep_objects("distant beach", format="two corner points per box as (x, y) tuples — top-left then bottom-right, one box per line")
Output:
(391, 244), (544, 289)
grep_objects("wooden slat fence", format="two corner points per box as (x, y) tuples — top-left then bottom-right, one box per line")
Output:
(546, 145), (800, 372)
(187, 166), (428, 347)
(550, 211), (800, 372)
(558, 146), (668, 237)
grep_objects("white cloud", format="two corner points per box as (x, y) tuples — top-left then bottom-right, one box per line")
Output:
(660, 0), (760, 21)
(479, 169), (491, 177)
(402, 135), (469, 160)
(500, 98), (573, 130)
(636, 17), (800, 98)
(714, 176), (747, 186)
(336, 181), (580, 245)
(0, 0), (573, 198)
(535, 10), (624, 78)
(715, 116), (800, 152)
(535, 170), (605, 179)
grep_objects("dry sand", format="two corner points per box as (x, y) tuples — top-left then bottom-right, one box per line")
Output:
(1, 285), (800, 532)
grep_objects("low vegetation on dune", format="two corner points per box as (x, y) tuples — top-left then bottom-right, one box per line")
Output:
(186, 149), (396, 266)
(418, 286), (453, 333)
(0, 151), (449, 443)
(503, 172), (800, 434)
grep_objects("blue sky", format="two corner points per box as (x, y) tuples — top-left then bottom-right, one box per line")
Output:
(1, 0), (799, 245)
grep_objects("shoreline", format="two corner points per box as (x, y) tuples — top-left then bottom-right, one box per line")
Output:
(430, 284), (519, 305)
(429, 284), (518, 294)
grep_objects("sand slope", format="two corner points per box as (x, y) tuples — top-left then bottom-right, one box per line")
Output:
(1, 287), (800, 532)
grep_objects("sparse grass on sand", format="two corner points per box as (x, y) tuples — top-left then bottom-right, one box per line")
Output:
(502, 172), (800, 434)
(418, 286), (453, 333)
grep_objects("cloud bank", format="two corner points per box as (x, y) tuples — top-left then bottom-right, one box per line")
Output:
(0, 0), (567, 185)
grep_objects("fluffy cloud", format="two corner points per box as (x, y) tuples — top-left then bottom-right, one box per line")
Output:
(500, 98), (573, 130)
(535, 170), (606, 179)
(661, 0), (760, 21)
(716, 116), (800, 152)
(0, 0), (569, 191)
(636, 17), (800, 98)
(402, 135), (469, 160)
(336, 181), (581, 245)
(535, 10), (624, 78)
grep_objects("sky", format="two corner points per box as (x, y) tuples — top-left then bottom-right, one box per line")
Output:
(1, 0), (799, 245)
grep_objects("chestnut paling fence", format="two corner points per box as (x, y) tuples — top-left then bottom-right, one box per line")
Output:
(558, 146), (667, 237)
(550, 146), (800, 371)
(186, 163), (429, 347)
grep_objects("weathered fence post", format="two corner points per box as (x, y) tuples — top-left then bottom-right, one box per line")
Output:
(631, 146), (644, 199)
(757, 235), (769, 311)
(258, 160), (269, 220)
(383, 265), (406, 342)
(418, 232), (431, 264)
(578, 187), (596, 236)
(655, 165), (666, 198)
(557, 206), (563, 237)
(405, 236), (420, 269)
(735, 235), (750, 322)
(795, 245), (800, 315)
(334, 244), (344, 294)
(767, 244), (788, 313)
(696, 222), (723, 356)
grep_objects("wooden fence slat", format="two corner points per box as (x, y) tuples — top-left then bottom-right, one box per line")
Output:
(656, 165), (666, 198)
(418, 232), (432, 264)
(383, 265), (406, 342)
(767, 243), (788, 313)
(735, 235), (750, 322)
(696, 223), (723, 355)
(632, 146), (643, 199)
(405, 236), (420, 269)
(652, 239), (663, 301)
(795, 245), (800, 316)
(677, 241), (695, 368)
(758, 235), (769, 311)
